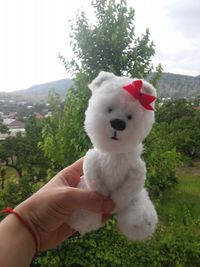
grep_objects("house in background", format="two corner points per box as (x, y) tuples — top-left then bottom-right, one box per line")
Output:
(0, 119), (25, 141)
(6, 119), (25, 136)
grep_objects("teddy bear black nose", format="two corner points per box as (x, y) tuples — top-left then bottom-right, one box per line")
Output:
(110, 119), (126, 131)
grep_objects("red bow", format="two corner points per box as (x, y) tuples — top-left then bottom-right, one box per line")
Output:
(123, 80), (156, 111)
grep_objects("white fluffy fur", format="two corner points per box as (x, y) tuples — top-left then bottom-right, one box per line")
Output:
(68, 71), (158, 240)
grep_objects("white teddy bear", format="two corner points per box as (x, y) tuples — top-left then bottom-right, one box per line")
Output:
(68, 71), (158, 241)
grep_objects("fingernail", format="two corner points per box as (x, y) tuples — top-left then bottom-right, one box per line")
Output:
(102, 199), (115, 213)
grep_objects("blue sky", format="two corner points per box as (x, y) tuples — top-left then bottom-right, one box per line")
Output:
(0, 0), (199, 92)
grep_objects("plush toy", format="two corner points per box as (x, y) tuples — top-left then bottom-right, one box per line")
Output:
(68, 71), (158, 240)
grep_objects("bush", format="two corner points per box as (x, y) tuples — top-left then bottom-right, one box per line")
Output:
(156, 99), (200, 160)
(35, 211), (200, 267)
(144, 123), (182, 197)
(0, 174), (41, 210)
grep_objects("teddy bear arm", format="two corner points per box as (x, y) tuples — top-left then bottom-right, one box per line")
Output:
(84, 165), (108, 196)
(84, 155), (110, 196)
(68, 179), (103, 234)
(111, 167), (145, 212)
(85, 170), (109, 196)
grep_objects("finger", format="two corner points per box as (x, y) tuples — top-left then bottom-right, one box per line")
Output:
(61, 170), (80, 187)
(64, 187), (115, 213)
(69, 158), (84, 176)
(60, 158), (84, 187)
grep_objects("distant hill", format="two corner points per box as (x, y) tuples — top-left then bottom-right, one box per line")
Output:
(0, 79), (73, 102)
(158, 72), (200, 98)
(0, 73), (200, 103)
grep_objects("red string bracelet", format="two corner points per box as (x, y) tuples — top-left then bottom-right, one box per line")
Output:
(0, 207), (39, 258)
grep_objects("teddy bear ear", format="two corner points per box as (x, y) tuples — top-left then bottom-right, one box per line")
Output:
(88, 71), (115, 91)
(141, 80), (157, 98)
(140, 80), (157, 110)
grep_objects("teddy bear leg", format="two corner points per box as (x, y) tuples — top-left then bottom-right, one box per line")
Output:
(116, 189), (158, 241)
(68, 179), (103, 234)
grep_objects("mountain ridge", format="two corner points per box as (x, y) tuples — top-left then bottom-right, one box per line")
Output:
(157, 72), (200, 98)
(0, 79), (73, 102)
(0, 72), (200, 102)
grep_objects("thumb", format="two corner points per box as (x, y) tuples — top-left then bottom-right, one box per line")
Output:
(63, 187), (115, 214)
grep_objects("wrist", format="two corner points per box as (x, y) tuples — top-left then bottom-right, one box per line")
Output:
(0, 213), (36, 266)
(14, 205), (40, 254)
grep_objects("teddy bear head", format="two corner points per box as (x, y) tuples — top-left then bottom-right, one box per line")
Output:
(84, 71), (157, 154)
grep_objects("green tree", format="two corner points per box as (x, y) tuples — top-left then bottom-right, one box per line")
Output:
(0, 115), (49, 212)
(40, 76), (91, 170)
(193, 95), (200, 107)
(43, 0), (158, 171)
(156, 99), (200, 159)
(150, 63), (163, 89)
(40, 91), (64, 170)
(24, 115), (49, 179)
(0, 134), (24, 177)
(169, 113), (200, 159)
(0, 166), (6, 190)
(144, 122), (182, 196)
(0, 116), (48, 179)
(156, 98), (195, 124)
(60, 0), (155, 79)
(0, 121), (9, 133)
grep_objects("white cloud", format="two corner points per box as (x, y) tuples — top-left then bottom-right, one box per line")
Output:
(131, 0), (200, 77)
(165, 0), (200, 39)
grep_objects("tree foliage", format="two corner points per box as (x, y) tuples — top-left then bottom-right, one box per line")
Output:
(44, 0), (158, 172)
(0, 115), (48, 179)
(0, 134), (26, 178)
(0, 121), (9, 133)
(144, 122), (182, 196)
(0, 115), (49, 210)
(156, 98), (196, 124)
(156, 99), (200, 159)
(60, 0), (156, 80)
(40, 81), (91, 172)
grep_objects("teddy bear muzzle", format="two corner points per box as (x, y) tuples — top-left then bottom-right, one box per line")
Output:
(110, 118), (126, 131)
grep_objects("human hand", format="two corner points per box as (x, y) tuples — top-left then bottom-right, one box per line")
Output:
(15, 158), (115, 252)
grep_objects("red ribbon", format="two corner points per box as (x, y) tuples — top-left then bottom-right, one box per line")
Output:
(123, 80), (156, 111)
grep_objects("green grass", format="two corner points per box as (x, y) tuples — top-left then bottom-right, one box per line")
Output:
(157, 160), (200, 224)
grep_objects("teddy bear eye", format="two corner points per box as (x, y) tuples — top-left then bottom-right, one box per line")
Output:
(127, 115), (132, 120)
(108, 107), (113, 113)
